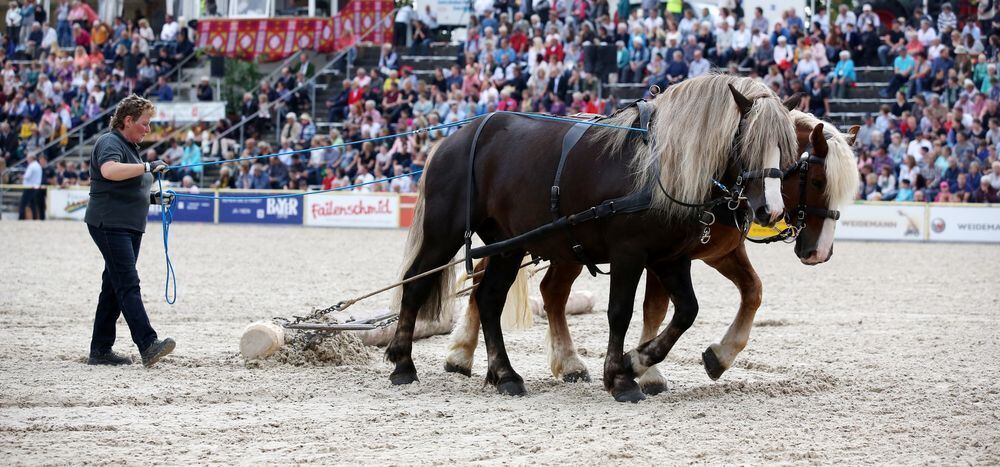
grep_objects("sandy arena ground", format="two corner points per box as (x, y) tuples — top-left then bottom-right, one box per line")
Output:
(1, 220), (998, 464)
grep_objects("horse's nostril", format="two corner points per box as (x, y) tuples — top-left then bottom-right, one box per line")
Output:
(755, 205), (770, 222)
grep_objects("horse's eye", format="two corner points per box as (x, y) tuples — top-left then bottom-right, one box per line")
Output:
(810, 180), (825, 189)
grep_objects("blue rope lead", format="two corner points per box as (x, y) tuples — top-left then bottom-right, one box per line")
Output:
(166, 111), (648, 172)
(169, 170), (424, 201)
(156, 174), (178, 305)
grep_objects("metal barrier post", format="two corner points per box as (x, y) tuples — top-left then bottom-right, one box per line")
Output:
(0, 169), (7, 220)
(310, 83), (316, 127)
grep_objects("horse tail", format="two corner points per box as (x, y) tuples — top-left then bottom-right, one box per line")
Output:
(392, 141), (456, 323)
(455, 256), (533, 330)
(500, 264), (532, 330)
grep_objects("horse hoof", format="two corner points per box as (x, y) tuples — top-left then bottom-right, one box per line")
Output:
(613, 388), (646, 403)
(562, 371), (591, 383)
(390, 371), (419, 385)
(641, 382), (667, 396)
(702, 347), (726, 381)
(497, 380), (527, 397)
(444, 362), (472, 377)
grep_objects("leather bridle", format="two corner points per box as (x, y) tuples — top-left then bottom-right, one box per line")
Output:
(744, 148), (841, 244)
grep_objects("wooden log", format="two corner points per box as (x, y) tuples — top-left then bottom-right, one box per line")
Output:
(239, 321), (286, 360)
(530, 291), (596, 317)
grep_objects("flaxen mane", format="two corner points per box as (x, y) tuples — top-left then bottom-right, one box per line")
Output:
(592, 74), (798, 220)
(789, 110), (860, 206)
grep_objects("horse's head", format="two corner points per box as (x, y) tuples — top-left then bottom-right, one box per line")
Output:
(727, 84), (799, 227)
(783, 120), (860, 265)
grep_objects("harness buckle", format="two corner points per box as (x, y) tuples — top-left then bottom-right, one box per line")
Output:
(700, 226), (711, 244)
(727, 187), (743, 211)
(700, 211), (715, 226)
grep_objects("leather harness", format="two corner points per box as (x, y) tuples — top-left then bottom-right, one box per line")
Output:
(461, 102), (786, 275)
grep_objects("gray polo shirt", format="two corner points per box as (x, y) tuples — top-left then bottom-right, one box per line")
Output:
(85, 130), (153, 232)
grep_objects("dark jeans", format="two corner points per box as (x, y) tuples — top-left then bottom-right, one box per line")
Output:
(87, 224), (158, 353)
(18, 188), (44, 220)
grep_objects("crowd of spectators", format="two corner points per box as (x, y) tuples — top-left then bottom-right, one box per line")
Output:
(309, 0), (1000, 203)
(7, 0), (1000, 220)
(1, 0), (196, 182)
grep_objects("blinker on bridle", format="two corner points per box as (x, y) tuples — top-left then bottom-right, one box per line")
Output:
(741, 142), (843, 244)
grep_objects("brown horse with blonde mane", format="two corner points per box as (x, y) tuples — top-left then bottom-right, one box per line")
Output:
(443, 110), (860, 396)
(385, 74), (800, 402)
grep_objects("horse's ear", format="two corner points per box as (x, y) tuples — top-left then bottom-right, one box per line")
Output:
(782, 92), (804, 111)
(727, 83), (753, 116)
(811, 123), (829, 157)
(846, 125), (860, 145)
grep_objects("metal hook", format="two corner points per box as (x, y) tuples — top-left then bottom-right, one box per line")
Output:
(700, 211), (715, 226)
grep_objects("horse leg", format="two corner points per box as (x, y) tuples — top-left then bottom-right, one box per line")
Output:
(636, 270), (671, 395)
(539, 262), (589, 382)
(625, 259), (698, 382)
(604, 255), (647, 403)
(442, 294), (479, 377)
(477, 251), (528, 396)
(701, 244), (762, 380)
(443, 259), (488, 376)
(385, 216), (463, 385)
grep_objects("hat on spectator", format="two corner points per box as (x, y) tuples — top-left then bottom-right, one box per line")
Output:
(777, 36), (787, 42)
(300, 113), (312, 122)
(862, 3), (872, 11)
(286, 112), (297, 120)
(939, 181), (950, 189)
(942, 3), (952, 9)
(963, 78), (975, 87)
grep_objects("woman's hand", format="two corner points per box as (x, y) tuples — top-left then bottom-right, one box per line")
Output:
(148, 160), (169, 174)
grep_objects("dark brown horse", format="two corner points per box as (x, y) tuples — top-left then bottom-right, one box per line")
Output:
(385, 75), (800, 402)
(444, 111), (861, 396)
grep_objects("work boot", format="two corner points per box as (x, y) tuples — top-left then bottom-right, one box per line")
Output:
(88, 350), (133, 366)
(140, 338), (176, 368)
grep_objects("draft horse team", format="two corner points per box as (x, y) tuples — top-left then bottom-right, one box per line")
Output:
(384, 74), (860, 403)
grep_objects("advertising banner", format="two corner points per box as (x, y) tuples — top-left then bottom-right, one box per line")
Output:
(197, 0), (393, 62)
(46, 188), (89, 220)
(927, 206), (1000, 243)
(218, 193), (304, 224)
(835, 203), (927, 241)
(304, 193), (399, 228)
(148, 194), (215, 223)
(151, 102), (226, 123)
(417, 0), (472, 26)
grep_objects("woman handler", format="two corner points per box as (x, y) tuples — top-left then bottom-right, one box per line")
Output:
(84, 94), (176, 367)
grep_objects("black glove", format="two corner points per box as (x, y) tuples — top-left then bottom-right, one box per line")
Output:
(147, 160), (169, 174)
(150, 191), (175, 206)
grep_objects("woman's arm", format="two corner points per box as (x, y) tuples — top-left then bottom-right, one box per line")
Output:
(100, 160), (165, 181)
